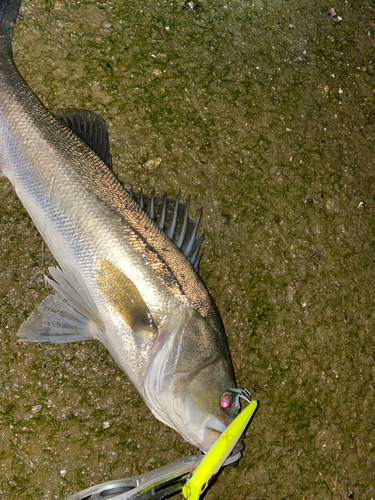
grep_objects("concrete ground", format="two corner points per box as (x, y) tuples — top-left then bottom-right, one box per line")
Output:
(0, 0), (374, 498)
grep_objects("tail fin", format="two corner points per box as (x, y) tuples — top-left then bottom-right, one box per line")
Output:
(0, 0), (21, 56)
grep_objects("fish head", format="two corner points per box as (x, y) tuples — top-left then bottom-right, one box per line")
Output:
(143, 307), (241, 452)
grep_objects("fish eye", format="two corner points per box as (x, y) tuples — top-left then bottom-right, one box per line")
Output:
(219, 391), (234, 410)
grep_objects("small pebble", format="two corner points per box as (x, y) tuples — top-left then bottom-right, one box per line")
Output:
(326, 7), (336, 20)
(145, 157), (162, 168)
(183, 1), (203, 11)
(326, 7), (342, 22)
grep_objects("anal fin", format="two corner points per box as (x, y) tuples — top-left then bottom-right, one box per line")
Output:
(17, 266), (105, 343)
(17, 294), (101, 343)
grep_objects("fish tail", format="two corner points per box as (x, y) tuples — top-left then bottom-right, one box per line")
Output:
(0, 0), (21, 56)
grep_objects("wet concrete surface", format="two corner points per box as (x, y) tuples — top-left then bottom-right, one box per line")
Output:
(0, 0), (375, 498)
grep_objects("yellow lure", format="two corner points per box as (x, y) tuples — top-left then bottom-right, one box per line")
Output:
(182, 400), (258, 500)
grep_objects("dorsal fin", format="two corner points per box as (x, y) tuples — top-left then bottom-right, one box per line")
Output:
(129, 188), (204, 273)
(50, 108), (112, 168)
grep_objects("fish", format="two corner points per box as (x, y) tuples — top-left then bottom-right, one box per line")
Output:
(0, 0), (242, 452)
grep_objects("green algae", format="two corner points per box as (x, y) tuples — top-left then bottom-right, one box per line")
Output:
(0, 0), (375, 498)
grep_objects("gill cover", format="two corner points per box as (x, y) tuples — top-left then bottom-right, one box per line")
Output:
(143, 307), (240, 450)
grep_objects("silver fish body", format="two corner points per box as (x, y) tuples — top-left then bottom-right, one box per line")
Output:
(0, 0), (241, 451)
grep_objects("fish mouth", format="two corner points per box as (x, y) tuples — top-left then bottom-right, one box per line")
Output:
(203, 423), (245, 454)
(202, 424), (224, 452)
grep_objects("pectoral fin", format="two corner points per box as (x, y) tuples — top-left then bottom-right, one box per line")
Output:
(97, 259), (156, 337)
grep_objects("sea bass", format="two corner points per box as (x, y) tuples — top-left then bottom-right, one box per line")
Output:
(0, 0), (242, 451)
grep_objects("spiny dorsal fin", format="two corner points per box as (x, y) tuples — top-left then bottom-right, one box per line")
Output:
(128, 188), (204, 273)
(50, 108), (112, 168)
(97, 259), (156, 337)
